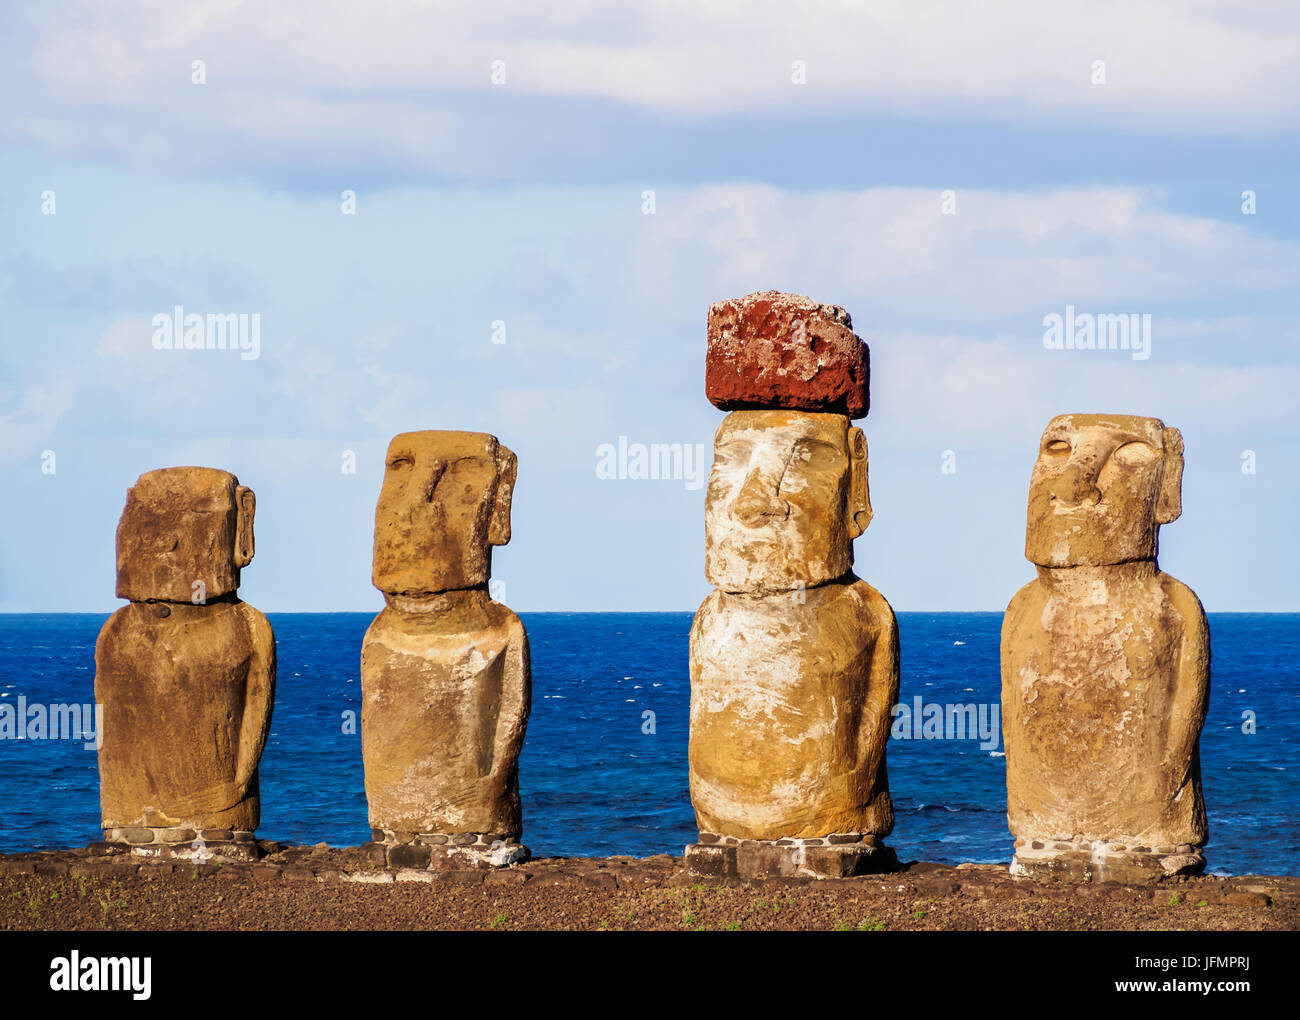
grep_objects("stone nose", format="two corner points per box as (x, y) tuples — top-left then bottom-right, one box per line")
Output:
(421, 460), (448, 503)
(732, 468), (790, 528)
(1052, 457), (1102, 508)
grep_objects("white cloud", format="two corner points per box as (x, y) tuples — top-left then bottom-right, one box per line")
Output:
(2, 1), (1296, 181)
(637, 184), (1300, 322)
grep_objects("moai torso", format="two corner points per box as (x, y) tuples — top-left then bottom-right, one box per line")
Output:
(688, 293), (899, 875)
(360, 430), (531, 857)
(97, 600), (275, 831)
(1002, 414), (1209, 878)
(690, 577), (897, 839)
(362, 593), (529, 836)
(94, 467), (275, 840)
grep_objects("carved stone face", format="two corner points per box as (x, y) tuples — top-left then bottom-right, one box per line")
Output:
(116, 467), (254, 602)
(372, 431), (516, 595)
(1025, 413), (1183, 568)
(704, 410), (870, 593)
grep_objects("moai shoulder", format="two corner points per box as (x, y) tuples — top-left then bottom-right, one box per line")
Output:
(1001, 414), (1210, 882)
(361, 430), (531, 868)
(95, 467), (275, 857)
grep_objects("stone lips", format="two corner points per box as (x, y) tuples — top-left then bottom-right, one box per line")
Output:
(706, 290), (870, 418)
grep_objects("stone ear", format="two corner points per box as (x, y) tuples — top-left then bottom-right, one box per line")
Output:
(234, 485), (256, 567)
(1156, 427), (1184, 525)
(848, 426), (873, 539)
(489, 445), (517, 546)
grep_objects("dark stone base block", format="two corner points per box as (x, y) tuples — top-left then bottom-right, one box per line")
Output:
(100, 827), (262, 863)
(685, 836), (899, 880)
(1011, 839), (1206, 883)
(365, 831), (530, 870)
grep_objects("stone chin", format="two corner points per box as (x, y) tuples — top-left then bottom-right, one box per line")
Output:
(1023, 504), (1158, 568)
(704, 534), (848, 593)
(372, 561), (490, 596)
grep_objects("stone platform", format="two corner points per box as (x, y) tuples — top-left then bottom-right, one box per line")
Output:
(685, 833), (899, 879)
(364, 830), (530, 870)
(1011, 837), (1205, 883)
(98, 826), (263, 863)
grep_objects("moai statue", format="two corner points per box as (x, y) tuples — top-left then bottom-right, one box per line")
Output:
(95, 467), (275, 862)
(361, 430), (531, 869)
(1002, 414), (1209, 882)
(686, 291), (901, 879)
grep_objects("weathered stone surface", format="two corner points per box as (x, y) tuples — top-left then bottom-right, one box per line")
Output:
(96, 467), (275, 837)
(686, 839), (898, 879)
(388, 843), (432, 869)
(690, 347), (897, 848)
(114, 466), (255, 603)
(691, 579), (898, 839)
(706, 291), (869, 418)
(157, 828), (196, 843)
(1010, 846), (1205, 884)
(704, 411), (872, 594)
(1002, 414), (1209, 881)
(683, 843), (739, 879)
(362, 431), (531, 850)
(371, 431), (516, 594)
(200, 829), (233, 841)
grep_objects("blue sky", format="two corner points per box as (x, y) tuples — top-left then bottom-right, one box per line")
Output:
(1, 1), (1297, 612)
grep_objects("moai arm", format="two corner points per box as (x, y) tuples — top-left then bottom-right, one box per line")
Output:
(233, 606), (276, 800)
(857, 592), (900, 784)
(490, 619), (531, 791)
(1163, 578), (1210, 830)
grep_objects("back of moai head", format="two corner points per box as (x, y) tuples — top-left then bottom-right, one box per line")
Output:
(372, 430), (517, 595)
(704, 292), (872, 593)
(116, 466), (256, 602)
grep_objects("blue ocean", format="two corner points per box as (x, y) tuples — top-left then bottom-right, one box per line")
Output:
(0, 612), (1295, 875)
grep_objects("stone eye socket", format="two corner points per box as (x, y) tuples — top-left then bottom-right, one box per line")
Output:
(388, 455), (414, 469)
(1044, 439), (1071, 456)
(1112, 440), (1159, 467)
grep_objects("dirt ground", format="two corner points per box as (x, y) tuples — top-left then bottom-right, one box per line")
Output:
(0, 845), (1294, 931)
